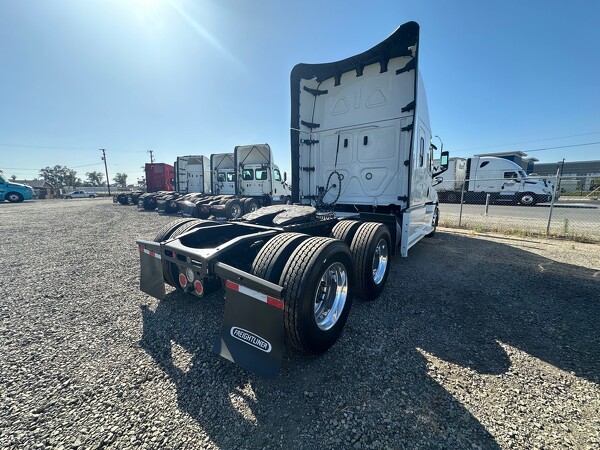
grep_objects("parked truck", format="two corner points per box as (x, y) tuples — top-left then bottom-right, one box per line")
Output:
(178, 146), (291, 219)
(154, 156), (211, 214)
(137, 163), (176, 210)
(0, 172), (35, 203)
(435, 156), (554, 205)
(210, 153), (235, 195)
(137, 21), (448, 377)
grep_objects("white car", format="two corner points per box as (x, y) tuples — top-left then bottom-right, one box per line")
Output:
(65, 190), (97, 199)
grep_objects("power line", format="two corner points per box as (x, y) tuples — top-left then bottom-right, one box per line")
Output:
(2, 162), (104, 171)
(454, 131), (600, 152)
(515, 141), (600, 153)
(0, 143), (97, 150)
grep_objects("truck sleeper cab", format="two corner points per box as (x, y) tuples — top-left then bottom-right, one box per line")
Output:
(436, 156), (554, 205)
(138, 22), (447, 377)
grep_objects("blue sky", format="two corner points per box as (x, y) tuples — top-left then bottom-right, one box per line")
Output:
(1, 0), (599, 183)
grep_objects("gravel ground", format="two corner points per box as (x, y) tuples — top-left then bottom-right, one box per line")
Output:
(1, 199), (599, 450)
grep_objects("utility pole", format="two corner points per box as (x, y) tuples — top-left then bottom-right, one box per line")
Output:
(100, 148), (111, 195)
(148, 150), (154, 163)
(556, 158), (565, 194)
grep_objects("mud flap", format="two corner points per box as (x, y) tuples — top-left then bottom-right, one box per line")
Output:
(137, 240), (165, 300)
(214, 280), (284, 378)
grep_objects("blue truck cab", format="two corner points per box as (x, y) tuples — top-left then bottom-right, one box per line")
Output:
(0, 173), (35, 203)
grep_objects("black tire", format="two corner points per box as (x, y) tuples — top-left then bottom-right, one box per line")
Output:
(446, 192), (459, 203)
(65, 196), (72, 199)
(154, 218), (196, 242)
(331, 220), (362, 246)
(278, 237), (354, 354)
(243, 198), (260, 214)
(89, 195), (94, 198)
(225, 199), (244, 219)
(252, 233), (310, 283)
(6, 192), (24, 203)
(350, 222), (392, 301)
(162, 219), (217, 288)
(425, 206), (439, 238)
(143, 196), (156, 210)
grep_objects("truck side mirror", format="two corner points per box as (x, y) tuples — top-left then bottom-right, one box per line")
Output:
(284, 172), (287, 182)
(440, 151), (449, 170)
(432, 151), (449, 177)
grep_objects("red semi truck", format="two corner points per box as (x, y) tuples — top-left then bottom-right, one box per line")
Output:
(145, 163), (175, 193)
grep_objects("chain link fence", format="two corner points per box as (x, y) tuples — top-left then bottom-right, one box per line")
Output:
(437, 175), (600, 242)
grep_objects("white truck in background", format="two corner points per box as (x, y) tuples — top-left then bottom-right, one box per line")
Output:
(235, 144), (291, 205)
(175, 155), (211, 194)
(435, 156), (554, 205)
(175, 146), (291, 219)
(210, 153), (236, 195)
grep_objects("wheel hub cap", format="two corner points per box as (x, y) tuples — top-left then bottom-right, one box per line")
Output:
(372, 239), (388, 284)
(314, 262), (348, 331)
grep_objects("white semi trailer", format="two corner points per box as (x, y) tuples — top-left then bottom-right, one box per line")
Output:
(138, 22), (449, 377)
(435, 156), (554, 205)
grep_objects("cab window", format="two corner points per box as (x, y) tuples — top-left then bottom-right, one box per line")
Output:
(242, 169), (254, 180)
(226, 172), (235, 182)
(504, 171), (518, 179)
(217, 172), (225, 182)
(419, 137), (424, 167)
(255, 169), (267, 181)
(273, 169), (281, 182)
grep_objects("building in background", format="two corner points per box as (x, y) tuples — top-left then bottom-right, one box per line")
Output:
(531, 160), (600, 194)
(14, 179), (56, 199)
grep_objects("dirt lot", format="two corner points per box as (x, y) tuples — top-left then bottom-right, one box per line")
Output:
(1, 199), (599, 449)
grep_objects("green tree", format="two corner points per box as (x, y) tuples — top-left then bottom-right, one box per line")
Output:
(113, 173), (128, 188)
(85, 171), (104, 186)
(10, 175), (16, 181)
(39, 165), (81, 188)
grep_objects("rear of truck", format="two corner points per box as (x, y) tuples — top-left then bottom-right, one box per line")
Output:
(291, 21), (443, 255)
(138, 22), (446, 377)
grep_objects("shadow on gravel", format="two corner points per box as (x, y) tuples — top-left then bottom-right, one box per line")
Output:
(139, 232), (598, 449)
(406, 234), (600, 384)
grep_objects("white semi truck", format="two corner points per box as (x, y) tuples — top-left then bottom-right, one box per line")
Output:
(179, 145), (291, 219)
(210, 153), (236, 195)
(137, 22), (449, 377)
(175, 155), (211, 194)
(435, 156), (554, 205)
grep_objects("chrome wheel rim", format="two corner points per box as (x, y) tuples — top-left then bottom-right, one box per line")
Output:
(314, 262), (348, 331)
(372, 238), (388, 284)
(231, 203), (242, 218)
(521, 195), (534, 205)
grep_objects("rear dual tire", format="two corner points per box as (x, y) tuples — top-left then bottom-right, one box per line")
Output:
(349, 223), (392, 301)
(252, 235), (354, 354)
